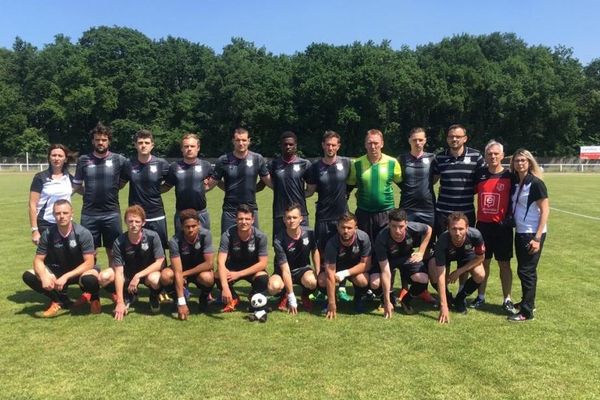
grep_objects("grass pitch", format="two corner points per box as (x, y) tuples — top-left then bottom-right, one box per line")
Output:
(0, 173), (599, 399)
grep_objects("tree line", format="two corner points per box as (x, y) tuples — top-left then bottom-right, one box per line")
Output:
(1, 26), (599, 159)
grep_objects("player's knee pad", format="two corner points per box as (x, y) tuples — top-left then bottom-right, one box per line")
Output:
(80, 274), (100, 294)
(252, 274), (268, 294)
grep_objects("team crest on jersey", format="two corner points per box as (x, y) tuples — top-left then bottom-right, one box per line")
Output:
(462, 158), (471, 165)
(422, 158), (430, 164)
(302, 237), (309, 246)
(141, 242), (149, 251)
(248, 242), (255, 252)
(194, 241), (201, 250)
(496, 183), (505, 191)
(352, 244), (359, 254)
(293, 164), (300, 172)
(336, 163), (344, 171)
(464, 244), (473, 251)
(69, 239), (77, 248)
(150, 165), (157, 173)
(246, 159), (253, 167)
(106, 160), (113, 168)
(390, 243), (399, 254)
(194, 165), (202, 172)
(448, 248), (456, 256)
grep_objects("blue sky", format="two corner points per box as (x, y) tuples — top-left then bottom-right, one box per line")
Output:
(1, 0), (599, 64)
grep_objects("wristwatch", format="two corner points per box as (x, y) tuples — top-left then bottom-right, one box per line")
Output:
(31, 227), (39, 232)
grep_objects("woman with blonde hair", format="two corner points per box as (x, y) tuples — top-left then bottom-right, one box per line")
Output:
(508, 149), (549, 322)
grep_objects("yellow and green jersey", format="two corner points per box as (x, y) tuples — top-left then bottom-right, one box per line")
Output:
(347, 153), (402, 212)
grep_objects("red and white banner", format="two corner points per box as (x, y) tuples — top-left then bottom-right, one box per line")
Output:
(580, 146), (600, 160)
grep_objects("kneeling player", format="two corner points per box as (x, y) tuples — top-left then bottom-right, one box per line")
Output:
(217, 204), (269, 312)
(22, 200), (100, 317)
(321, 213), (371, 319)
(268, 204), (319, 314)
(429, 212), (485, 323)
(98, 205), (165, 320)
(373, 208), (432, 318)
(162, 209), (215, 320)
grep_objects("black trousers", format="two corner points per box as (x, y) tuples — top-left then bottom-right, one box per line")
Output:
(515, 232), (546, 318)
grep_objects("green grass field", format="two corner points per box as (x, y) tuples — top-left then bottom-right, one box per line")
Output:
(1, 173), (599, 399)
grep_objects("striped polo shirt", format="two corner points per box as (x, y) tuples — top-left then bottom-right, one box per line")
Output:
(432, 146), (485, 215)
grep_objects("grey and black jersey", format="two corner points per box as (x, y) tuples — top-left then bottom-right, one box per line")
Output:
(212, 151), (269, 211)
(324, 229), (371, 271)
(74, 152), (128, 215)
(305, 157), (351, 221)
(374, 222), (430, 264)
(431, 147), (484, 215)
(273, 227), (316, 271)
(434, 227), (485, 267)
(36, 223), (95, 271)
(168, 227), (214, 271)
(268, 156), (311, 218)
(219, 226), (268, 271)
(399, 152), (435, 213)
(165, 158), (213, 212)
(112, 229), (165, 279)
(124, 156), (170, 219)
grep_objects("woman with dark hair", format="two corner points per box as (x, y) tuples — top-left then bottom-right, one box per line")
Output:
(28, 144), (74, 244)
(508, 148), (550, 322)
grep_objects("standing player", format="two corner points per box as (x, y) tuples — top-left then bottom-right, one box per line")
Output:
(268, 204), (319, 314)
(347, 129), (402, 242)
(217, 204), (269, 312)
(373, 209), (432, 318)
(208, 128), (271, 234)
(429, 212), (486, 323)
(305, 130), (352, 302)
(431, 124), (484, 236)
(471, 140), (515, 312)
(73, 122), (128, 265)
(263, 131), (311, 239)
(399, 127), (435, 227)
(163, 133), (214, 232)
(22, 200), (100, 317)
(322, 213), (371, 319)
(124, 129), (170, 248)
(98, 206), (165, 320)
(162, 209), (215, 320)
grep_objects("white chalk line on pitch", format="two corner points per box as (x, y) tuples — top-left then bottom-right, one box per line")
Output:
(550, 207), (600, 221)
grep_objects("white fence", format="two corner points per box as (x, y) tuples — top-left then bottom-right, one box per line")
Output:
(2, 162), (600, 173)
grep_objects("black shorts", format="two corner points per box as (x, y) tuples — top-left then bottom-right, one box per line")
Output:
(81, 212), (122, 249)
(174, 208), (211, 234)
(145, 217), (168, 249)
(45, 264), (82, 284)
(476, 221), (513, 261)
(274, 265), (314, 285)
(446, 252), (479, 271)
(406, 210), (435, 228)
(356, 208), (389, 243)
(315, 219), (338, 253)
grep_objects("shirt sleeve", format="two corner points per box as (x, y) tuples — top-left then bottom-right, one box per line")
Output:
(392, 159), (402, 184)
(257, 230), (269, 256)
(212, 156), (225, 180)
(151, 232), (165, 259)
(324, 239), (338, 265)
(273, 236), (288, 265)
(111, 237), (125, 267)
(203, 230), (214, 254)
(168, 237), (180, 258)
(36, 230), (50, 256)
(346, 160), (357, 185)
(304, 162), (317, 185)
(359, 232), (371, 258)
(73, 156), (85, 185)
(471, 229), (486, 255)
(258, 154), (269, 177)
(165, 162), (177, 187)
(218, 230), (230, 253)
(530, 178), (549, 202)
(79, 228), (96, 254)
(30, 173), (44, 193)
(374, 232), (388, 263)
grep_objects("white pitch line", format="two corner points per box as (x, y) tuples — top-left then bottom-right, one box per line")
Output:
(550, 207), (600, 221)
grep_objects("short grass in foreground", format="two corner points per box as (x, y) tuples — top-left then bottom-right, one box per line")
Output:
(0, 173), (599, 399)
